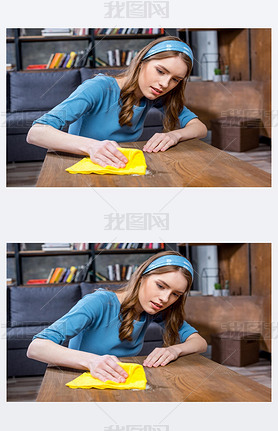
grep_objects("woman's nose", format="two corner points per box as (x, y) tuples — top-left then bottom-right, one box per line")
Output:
(159, 75), (170, 89)
(159, 291), (171, 303)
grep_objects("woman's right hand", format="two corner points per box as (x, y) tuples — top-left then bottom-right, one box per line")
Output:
(87, 354), (129, 383)
(87, 140), (128, 168)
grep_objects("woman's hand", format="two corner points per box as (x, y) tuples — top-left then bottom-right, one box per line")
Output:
(143, 131), (180, 153)
(86, 354), (129, 383)
(143, 346), (180, 368)
(87, 140), (128, 168)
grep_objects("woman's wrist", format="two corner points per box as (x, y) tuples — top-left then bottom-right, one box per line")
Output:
(78, 137), (99, 157)
(170, 344), (183, 357)
(78, 351), (99, 370)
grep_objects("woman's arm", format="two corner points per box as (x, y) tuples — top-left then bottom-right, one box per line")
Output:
(143, 333), (207, 367)
(27, 338), (128, 383)
(27, 124), (128, 168)
(143, 118), (207, 153)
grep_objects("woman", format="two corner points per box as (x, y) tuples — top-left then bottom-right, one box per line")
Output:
(27, 251), (207, 383)
(27, 36), (207, 168)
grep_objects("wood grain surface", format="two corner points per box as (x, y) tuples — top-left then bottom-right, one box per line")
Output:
(36, 354), (271, 402)
(36, 140), (271, 187)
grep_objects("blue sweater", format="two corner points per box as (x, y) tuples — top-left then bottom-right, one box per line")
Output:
(33, 74), (197, 143)
(33, 289), (197, 357)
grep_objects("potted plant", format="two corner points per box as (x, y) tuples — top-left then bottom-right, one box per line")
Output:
(213, 68), (222, 82)
(222, 65), (230, 82)
(213, 282), (222, 296)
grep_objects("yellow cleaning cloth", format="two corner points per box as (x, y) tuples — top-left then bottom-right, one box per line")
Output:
(66, 148), (147, 175)
(66, 362), (147, 390)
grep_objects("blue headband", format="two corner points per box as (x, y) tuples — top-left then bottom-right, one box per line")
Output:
(143, 255), (194, 279)
(142, 40), (194, 66)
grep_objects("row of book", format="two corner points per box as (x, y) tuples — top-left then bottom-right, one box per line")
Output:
(27, 256), (94, 284)
(106, 49), (138, 67)
(94, 28), (165, 36)
(95, 243), (164, 250)
(41, 243), (90, 251)
(45, 43), (92, 69)
(96, 264), (139, 282)
(26, 41), (93, 70)
(41, 28), (90, 37)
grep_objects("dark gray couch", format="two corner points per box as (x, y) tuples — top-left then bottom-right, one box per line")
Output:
(7, 283), (163, 377)
(6, 68), (163, 163)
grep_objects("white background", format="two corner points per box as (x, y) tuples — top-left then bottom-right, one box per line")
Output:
(0, 1), (277, 429)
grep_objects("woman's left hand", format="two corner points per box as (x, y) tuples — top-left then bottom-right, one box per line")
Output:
(143, 346), (180, 368)
(143, 131), (180, 153)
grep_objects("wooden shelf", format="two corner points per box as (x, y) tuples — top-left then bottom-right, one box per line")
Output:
(95, 248), (164, 254)
(17, 35), (92, 42)
(95, 34), (163, 40)
(18, 249), (92, 257)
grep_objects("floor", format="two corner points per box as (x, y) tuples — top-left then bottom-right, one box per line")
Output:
(7, 350), (271, 402)
(6, 140), (271, 187)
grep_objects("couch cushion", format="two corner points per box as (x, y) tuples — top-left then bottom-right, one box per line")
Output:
(9, 69), (81, 113)
(7, 325), (49, 349)
(6, 110), (48, 135)
(9, 284), (81, 327)
(144, 107), (163, 127)
(80, 67), (122, 82)
(80, 282), (125, 298)
(143, 322), (163, 341)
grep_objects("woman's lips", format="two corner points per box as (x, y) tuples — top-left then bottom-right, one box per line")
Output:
(150, 86), (162, 96)
(150, 301), (163, 310)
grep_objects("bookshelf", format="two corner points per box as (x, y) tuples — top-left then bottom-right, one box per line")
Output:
(7, 243), (95, 285)
(7, 28), (170, 71)
(6, 243), (169, 286)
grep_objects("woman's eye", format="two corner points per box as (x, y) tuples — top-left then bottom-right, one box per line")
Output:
(157, 283), (164, 289)
(157, 69), (164, 74)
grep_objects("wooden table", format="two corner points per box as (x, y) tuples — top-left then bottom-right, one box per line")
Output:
(36, 354), (271, 402)
(36, 140), (271, 187)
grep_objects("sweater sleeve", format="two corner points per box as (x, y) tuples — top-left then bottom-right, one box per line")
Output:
(32, 294), (104, 345)
(32, 77), (105, 130)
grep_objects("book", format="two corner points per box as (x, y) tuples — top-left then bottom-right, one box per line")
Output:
(41, 28), (73, 36)
(107, 264), (115, 281)
(26, 279), (48, 284)
(115, 263), (121, 281)
(125, 265), (134, 281)
(49, 267), (63, 283)
(51, 53), (63, 68)
(66, 51), (77, 68)
(66, 266), (77, 283)
(125, 50), (134, 66)
(61, 268), (71, 283)
(46, 53), (55, 69)
(48, 53), (61, 69)
(95, 272), (108, 281)
(107, 50), (115, 66)
(26, 64), (47, 70)
(114, 49), (121, 66)
(46, 268), (55, 283)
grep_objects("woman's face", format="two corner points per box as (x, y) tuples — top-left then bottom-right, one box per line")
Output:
(136, 56), (188, 101)
(137, 270), (188, 315)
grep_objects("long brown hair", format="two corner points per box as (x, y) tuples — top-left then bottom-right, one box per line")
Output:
(118, 250), (193, 346)
(116, 36), (193, 132)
